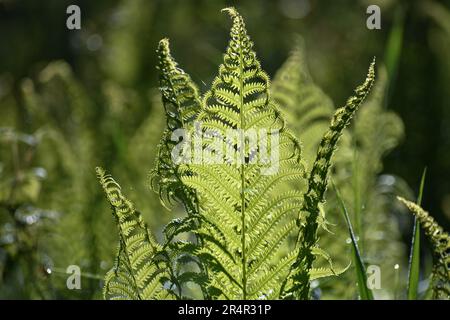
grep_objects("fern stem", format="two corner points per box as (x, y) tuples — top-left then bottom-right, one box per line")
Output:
(237, 12), (248, 300)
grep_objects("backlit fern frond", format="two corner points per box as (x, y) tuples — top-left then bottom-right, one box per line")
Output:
(284, 59), (376, 299)
(98, 7), (379, 301)
(151, 39), (202, 214)
(176, 7), (307, 299)
(272, 37), (335, 166)
(97, 167), (175, 300)
(397, 197), (450, 299)
(319, 67), (407, 299)
(151, 40), (211, 298)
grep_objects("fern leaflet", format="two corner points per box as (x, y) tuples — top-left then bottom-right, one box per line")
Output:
(97, 167), (175, 300)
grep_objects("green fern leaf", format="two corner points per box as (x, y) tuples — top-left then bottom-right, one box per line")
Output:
(284, 59), (376, 299)
(309, 263), (351, 281)
(151, 39), (215, 298)
(151, 38), (202, 216)
(272, 37), (335, 167)
(397, 197), (450, 299)
(97, 167), (175, 300)
(318, 66), (407, 299)
(98, 7), (379, 301)
(174, 7), (306, 299)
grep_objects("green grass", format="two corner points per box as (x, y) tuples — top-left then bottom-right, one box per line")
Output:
(333, 182), (374, 300)
(407, 168), (427, 300)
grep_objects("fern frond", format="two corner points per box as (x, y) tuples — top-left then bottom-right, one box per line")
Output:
(309, 263), (351, 281)
(284, 59), (376, 299)
(397, 197), (450, 299)
(98, 7), (379, 301)
(305, 59), (376, 212)
(151, 39), (218, 298)
(272, 37), (335, 166)
(175, 7), (306, 299)
(157, 38), (202, 129)
(318, 66), (406, 299)
(96, 167), (175, 300)
(151, 38), (201, 214)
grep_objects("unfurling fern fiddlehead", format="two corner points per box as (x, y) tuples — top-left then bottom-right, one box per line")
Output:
(283, 60), (376, 299)
(397, 197), (450, 299)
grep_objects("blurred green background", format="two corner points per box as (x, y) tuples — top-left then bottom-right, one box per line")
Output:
(0, 0), (449, 299)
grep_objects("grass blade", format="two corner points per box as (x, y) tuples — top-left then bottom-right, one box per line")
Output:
(407, 168), (427, 299)
(332, 182), (374, 300)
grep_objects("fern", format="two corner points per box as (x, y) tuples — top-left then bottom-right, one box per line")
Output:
(272, 37), (336, 167)
(341, 67), (407, 298)
(397, 197), (450, 299)
(97, 167), (175, 300)
(175, 7), (306, 299)
(272, 45), (406, 299)
(283, 59), (376, 299)
(100, 7), (375, 300)
(151, 38), (214, 298)
(322, 67), (408, 299)
(152, 38), (201, 218)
